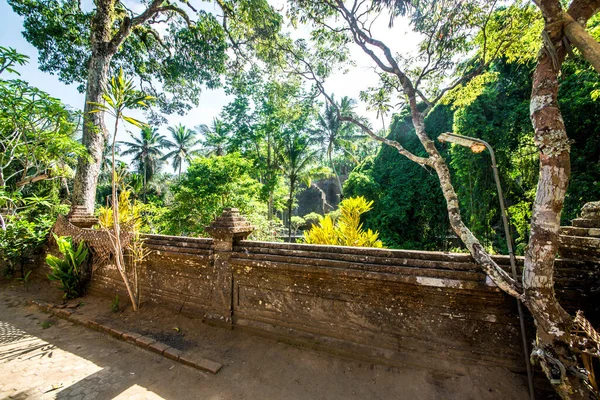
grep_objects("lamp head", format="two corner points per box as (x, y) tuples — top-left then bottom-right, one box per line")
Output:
(438, 132), (486, 153)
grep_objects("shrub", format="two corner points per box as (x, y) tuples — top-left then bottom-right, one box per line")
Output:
(0, 217), (52, 278)
(46, 235), (89, 299)
(304, 196), (383, 248)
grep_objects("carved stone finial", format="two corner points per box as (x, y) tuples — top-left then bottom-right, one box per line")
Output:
(581, 201), (600, 222)
(67, 205), (99, 229)
(205, 208), (254, 243)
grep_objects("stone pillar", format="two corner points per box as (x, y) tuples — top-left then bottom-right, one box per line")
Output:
(67, 205), (99, 229)
(559, 201), (600, 259)
(205, 208), (254, 326)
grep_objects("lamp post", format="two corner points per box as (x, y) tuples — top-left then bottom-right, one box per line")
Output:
(438, 132), (535, 400)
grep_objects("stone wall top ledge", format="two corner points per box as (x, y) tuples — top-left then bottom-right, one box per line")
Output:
(142, 233), (213, 244)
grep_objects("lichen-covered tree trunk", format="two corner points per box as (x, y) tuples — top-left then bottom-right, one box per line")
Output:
(72, 0), (117, 213)
(72, 50), (113, 212)
(523, 1), (591, 397)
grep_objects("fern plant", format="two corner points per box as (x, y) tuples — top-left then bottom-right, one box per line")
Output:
(46, 235), (89, 299)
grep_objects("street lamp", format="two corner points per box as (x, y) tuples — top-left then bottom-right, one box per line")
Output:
(438, 132), (535, 400)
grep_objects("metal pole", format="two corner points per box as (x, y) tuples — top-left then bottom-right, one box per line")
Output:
(464, 135), (535, 400)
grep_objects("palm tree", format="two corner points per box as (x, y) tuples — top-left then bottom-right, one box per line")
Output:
(163, 124), (200, 177)
(99, 142), (121, 184)
(197, 118), (230, 156)
(278, 130), (328, 241)
(313, 96), (362, 197)
(119, 126), (169, 202)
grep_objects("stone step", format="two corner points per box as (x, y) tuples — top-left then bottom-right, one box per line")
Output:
(560, 226), (600, 238)
(572, 218), (600, 229)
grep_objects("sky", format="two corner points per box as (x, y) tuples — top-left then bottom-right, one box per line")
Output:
(0, 0), (421, 171)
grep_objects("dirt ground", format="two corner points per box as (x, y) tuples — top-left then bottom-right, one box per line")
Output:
(0, 276), (530, 399)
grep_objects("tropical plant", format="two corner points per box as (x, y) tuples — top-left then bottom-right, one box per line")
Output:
(111, 294), (120, 313)
(0, 216), (53, 278)
(9, 0), (283, 211)
(119, 126), (169, 202)
(312, 96), (365, 197)
(288, 1), (600, 395)
(163, 124), (201, 177)
(198, 119), (230, 157)
(0, 47), (86, 193)
(278, 129), (329, 241)
(290, 216), (305, 238)
(16, 270), (33, 291)
(46, 235), (89, 300)
(96, 189), (141, 231)
(89, 67), (153, 311)
(304, 196), (383, 248)
(164, 153), (261, 236)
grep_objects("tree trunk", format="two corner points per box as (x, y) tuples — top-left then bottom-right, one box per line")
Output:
(72, 0), (117, 213)
(329, 150), (344, 200)
(288, 180), (295, 242)
(143, 161), (147, 203)
(524, 2), (590, 396)
(71, 50), (113, 213)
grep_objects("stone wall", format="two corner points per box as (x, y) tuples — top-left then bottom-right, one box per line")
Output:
(88, 234), (214, 316)
(82, 208), (600, 376)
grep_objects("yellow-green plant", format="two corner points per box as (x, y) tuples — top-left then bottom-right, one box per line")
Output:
(304, 196), (383, 248)
(88, 68), (153, 311)
(96, 190), (141, 231)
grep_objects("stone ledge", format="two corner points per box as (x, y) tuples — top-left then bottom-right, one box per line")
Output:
(28, 300), (223, 375)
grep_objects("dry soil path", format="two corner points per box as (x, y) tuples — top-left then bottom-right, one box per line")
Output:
(0, 290), (527, 400)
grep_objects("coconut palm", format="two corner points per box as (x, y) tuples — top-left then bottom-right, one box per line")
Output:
(163, 124), (201, 177)
(119, 126), (169, 202)
(278, 130), (329, 241)
(312, 96), (363, 197)
(197, 118), (230, 156)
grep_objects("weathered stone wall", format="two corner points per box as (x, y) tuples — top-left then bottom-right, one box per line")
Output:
(88, 234), (214, 316)
(71, 206), (600, 376)
(84, 234), (600, 374)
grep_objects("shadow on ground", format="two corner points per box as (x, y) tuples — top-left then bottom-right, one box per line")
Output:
(0, 284), (529, 400)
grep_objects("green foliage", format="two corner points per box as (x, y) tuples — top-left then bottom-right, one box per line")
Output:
(303, 212), (321, 227)
(0, 46), (29, 75)
(111, 294), (120, 313)
(198, 119), (231, 157)
(164, 153), (262, 236)
(88, 68), (153, 126)
(447, 60), (536, 253)
(16, 270), (33, 291)
(557, 58), (600, 221)
(311, 96), (372, 191)
(163, 124), (201, 177)
(118, 126), (169, 202)
(46, 235), (89, 300)
(0, 47), (86, 193)
(0, 216), (52, 278)
(290, 216), (305, 238)
(8, 0), (283, 115)
(345, 106), (453, 250)
(243, 201), (284, 242)
(304, 196), (383, 248)
(347, 53), (600, 253)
